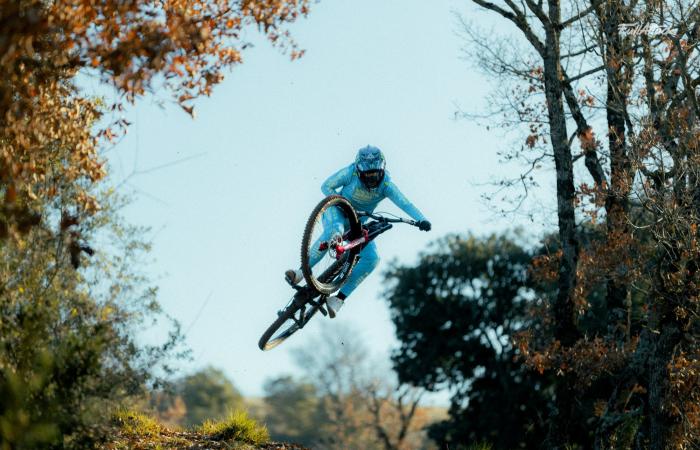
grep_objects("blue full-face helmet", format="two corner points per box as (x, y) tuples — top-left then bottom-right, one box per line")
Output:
(355, 145), (386, 189)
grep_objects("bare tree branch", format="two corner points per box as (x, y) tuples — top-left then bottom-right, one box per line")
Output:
(566, 64), (605, 82)
(561, 3), (597, 28)
(562, 43), (598, 59)
(471, 0), (547, 55)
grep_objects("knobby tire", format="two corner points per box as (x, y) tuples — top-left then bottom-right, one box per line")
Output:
(301, 195), (362, 295)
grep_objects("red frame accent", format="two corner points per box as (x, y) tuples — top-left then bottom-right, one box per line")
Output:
(333, 228), (369, 259)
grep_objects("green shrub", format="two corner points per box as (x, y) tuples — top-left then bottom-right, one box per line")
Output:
(198, 410), (269, 445)
(112, 410), (163, 437)
(0, 190), (183, 448)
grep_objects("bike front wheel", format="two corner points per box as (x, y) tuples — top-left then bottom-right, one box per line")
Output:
(301, 195), (362, 295)
(259, 253), (357, 351)
(258, 294), (323, 351)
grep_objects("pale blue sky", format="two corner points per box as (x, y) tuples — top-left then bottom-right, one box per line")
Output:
(88, 0), (556, 402)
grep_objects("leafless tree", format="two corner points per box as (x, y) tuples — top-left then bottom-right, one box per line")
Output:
(292, 323), (431, 450)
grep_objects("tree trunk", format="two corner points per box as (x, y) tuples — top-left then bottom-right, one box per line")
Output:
(542, 4), (581, 445)
(602, 0), (633, 340)
(543, 4), (580, 352)
(646, 321), (681, 449)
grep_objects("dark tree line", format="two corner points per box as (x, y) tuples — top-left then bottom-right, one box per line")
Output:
(383, 233), (554, 449)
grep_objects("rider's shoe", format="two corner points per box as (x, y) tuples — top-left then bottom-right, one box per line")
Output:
(285, 269), (304, 286)
(326, 296), (344, 318)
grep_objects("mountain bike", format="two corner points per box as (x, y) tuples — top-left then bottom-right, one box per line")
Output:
(258, 194), (421, 351)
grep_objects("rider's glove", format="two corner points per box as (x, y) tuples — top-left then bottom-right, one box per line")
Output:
(417, 220), (431, 232)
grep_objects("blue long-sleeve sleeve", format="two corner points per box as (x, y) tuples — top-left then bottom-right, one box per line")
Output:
(384, 181), (426, 222)
(321, 165), (353, 196)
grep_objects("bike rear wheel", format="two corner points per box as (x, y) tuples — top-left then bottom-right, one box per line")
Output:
(301, 195), (362, 295)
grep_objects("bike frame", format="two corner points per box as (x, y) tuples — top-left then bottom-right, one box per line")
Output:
(323, 211), (418, 259)
(258, 208), (420, 350)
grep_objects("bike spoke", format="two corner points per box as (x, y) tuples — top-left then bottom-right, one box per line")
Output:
(306, 205), (352, 286)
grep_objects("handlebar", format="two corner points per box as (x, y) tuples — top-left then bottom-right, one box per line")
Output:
(356, 211), (418, 227)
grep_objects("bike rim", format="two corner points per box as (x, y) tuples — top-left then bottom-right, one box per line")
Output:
(263, 323), (300, 350)
(305, 204), (354, 291)
(261, 303), (319, 351)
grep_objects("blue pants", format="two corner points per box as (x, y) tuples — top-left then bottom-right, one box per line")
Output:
(308, 208), (380, 298)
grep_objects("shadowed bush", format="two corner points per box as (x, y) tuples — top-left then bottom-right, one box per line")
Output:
(466, 443), (493, 450)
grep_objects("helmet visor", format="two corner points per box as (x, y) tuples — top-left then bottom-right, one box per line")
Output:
(357, 158), (384, 171)
(359, 169), (384, 188)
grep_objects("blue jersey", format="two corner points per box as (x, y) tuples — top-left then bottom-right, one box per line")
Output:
(321, 163), (426, 222)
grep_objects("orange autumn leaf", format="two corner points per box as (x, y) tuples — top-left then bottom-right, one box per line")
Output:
(0, 0), (312, 237)
(5, 184), (16, 204)
(526, 134), (538, 148)
(578, 127), (596, 151)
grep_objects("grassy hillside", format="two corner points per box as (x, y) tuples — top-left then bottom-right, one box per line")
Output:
(106, 410), (309, 450)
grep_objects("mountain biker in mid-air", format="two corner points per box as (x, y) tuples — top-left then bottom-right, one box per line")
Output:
(285, 145), (431, 318)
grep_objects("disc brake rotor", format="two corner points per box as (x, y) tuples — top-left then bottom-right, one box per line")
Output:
(327, 233), (344, 259)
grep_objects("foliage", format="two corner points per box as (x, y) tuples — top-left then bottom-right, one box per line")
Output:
(262, 376), (320, 444)
(290, 325), (384, 449)
(199, 410), (270, 445)
(149, 388), (188, 428)
(0, 352), (60, 449)
(383, 233), (553, 449)
(0, 0), (312, 238)
(175, 366), (246, 427)
(0, 189), (183, 449)
(458, 0), (700, 446)
(0, 0), (317, 445)
(466, 444), (493, 450)
(108, 410), (281, 450)
(262, 324), (435, 450)
(112, 410), (164, 437)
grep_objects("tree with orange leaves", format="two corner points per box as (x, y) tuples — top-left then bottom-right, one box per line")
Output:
(0, 0), (311, 240)
(0, 1), (314, 447)
(457, 0), (700, 447)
